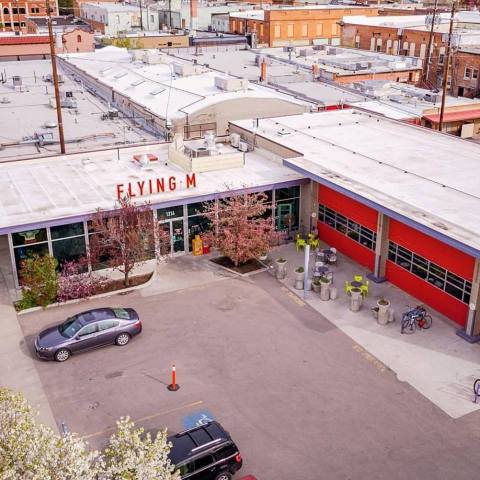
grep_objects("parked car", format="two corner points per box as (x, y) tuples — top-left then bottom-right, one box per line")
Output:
(168, 421), (243, 480)
(34, 307), (141, 362)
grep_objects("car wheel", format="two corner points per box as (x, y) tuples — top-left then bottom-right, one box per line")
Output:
(54, 348), (70, 362)
(214, 473), (232, 480)
(115, 333), (130, 346)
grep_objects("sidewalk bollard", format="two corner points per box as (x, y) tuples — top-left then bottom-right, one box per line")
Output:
(167, 364), (180, 391)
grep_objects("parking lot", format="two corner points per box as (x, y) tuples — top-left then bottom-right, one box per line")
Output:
(19, 273), (480, 480)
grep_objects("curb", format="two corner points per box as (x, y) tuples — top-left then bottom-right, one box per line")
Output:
(16, 268), (157, 316)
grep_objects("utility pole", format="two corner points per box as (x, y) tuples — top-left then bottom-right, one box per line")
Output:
(46, 0), (65, 154)
(139, 0), (143, 31)
(422, 0), (438, 85)
(438, 0), (456, 133)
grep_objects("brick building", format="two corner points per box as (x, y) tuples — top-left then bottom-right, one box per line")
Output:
(0, 0), (58, 32)
(230, 5), (378, 47)
(451, 47), (480, 98)
(0, 29), (94, 59)
(341, 13), (480, 90)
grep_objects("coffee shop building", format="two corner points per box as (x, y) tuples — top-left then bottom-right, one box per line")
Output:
(0, 136), (308, 291)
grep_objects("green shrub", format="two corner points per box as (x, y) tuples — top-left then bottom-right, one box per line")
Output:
(18, 255), (58, 308)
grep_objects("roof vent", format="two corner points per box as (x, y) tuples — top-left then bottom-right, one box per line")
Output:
(214, 76), (249, 92)
(150, 88), (165, 96)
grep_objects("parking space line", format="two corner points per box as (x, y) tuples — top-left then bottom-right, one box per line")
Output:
(81, 400), (204, 440)
(352, 343), (387, 373)
(281, 286), (306, 307)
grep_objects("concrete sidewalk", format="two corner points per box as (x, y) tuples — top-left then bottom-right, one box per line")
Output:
(272, 243), (480, 419)
(0, 237), (57, 430)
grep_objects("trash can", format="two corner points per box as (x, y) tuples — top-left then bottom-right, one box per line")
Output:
(320, 279), (331, 301)
(350, 288), (362, 312)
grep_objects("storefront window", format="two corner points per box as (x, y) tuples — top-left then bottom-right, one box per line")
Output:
(157, 205), (183, 220)
(52, 236), (87, 267)
(12, 228), (47, 246)
(50, 222), (84, 240)
(14, 243), (49, 277)
(187, 201), (211, 217)
(187, 215), (211, 252)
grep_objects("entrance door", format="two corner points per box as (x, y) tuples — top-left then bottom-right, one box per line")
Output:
(159, 220), (186, 255)
(277, 203), (293, 231)
(172, 219), (185, 254)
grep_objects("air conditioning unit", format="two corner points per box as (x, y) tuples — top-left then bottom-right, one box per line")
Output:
(238, 141), (249, 152)
(229, 133), (240, 147)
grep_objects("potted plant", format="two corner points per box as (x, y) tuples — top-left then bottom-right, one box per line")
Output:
(294, 266), (304, 282)
(312, 278), (322, 293)
(258, 252), (268, 262)
(275, 257), (287, 280)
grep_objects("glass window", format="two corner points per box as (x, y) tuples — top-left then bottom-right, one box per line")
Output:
(112, 308), (130, 319)
(176, 462), (194, 476)
(52, 236), (86, 267)
(50, 222), (84, 240)
(444, 283), (463, 301)
(446, 272), (466, 290)
(97, 320), (119, 331)
(12, 228), (47, 246)
(78, 323), (98, 337)
(275, 186), (300, 201)
(188, 215), (211, 252)
(429, 263), (446, 280)
(59, 316), (83, 338)
(157, 205), (183, 220)
(214, 444), (237, 461)
(187, 202), (210, 217)
(194, 455), (214, 470)
(14, 243), (49, 276)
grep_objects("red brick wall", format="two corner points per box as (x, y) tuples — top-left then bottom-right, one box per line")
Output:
(451, 50), (480, 98)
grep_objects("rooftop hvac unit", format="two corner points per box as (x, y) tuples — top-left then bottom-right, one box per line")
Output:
(214, 76), (249, 92)
(238, 141), (249, 152)
(229, 132), (240, 147)
(173, 62), (199, 77)
(12, 76), (22, 86)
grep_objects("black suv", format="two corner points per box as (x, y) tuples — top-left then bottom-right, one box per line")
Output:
(168, 421), (243, 480)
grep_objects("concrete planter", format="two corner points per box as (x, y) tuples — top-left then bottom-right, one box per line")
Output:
(377, 299), (390, 325)
(294, 268), (305, 283)
(319, 278), (331, 301)
(312, 281), (322, 293)
(350, 287), (363, 312)
(275, 259), (287, 280)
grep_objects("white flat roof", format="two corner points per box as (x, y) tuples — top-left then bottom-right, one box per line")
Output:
(168, 47), (364, 105)
(257, 46), (422, 75)
(60, 46), (308, 123)
(232, 111), (480, 255)
(0, 142), (304, 233)
(0, 60), (154, 161)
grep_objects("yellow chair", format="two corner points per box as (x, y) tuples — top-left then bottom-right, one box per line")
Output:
(296, 234), (306, 251)
(361, 280), (369, 297)
(354, 275), (363, 283)
(344, 280), (352, 294)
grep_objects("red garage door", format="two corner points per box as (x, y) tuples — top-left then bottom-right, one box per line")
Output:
(317, 185), (377, 271)
(387, 220), (475, 326)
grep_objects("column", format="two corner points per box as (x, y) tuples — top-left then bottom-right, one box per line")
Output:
(369, 212), (389, 283)
(299, 181), (318, 235)
(458, 259), (480, 342)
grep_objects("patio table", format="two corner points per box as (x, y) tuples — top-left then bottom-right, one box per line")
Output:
(350, 281), (363, 288)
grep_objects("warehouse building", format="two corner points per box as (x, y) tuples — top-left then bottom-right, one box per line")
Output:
(58, 46), (311, 139)
(230, 110), (480, 340)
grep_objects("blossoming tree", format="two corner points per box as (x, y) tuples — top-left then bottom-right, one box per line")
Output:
(203, 191), (281, 266)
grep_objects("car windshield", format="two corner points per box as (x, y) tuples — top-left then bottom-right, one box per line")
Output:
(59, 316), (83, 338)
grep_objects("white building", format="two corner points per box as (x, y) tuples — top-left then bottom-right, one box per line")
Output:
(58, 46), (311, 139)
(81, 2), (156, 36)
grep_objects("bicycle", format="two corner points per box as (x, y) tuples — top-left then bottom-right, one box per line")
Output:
(400, 305), (432, 334)
(474, 378), (480, 403)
